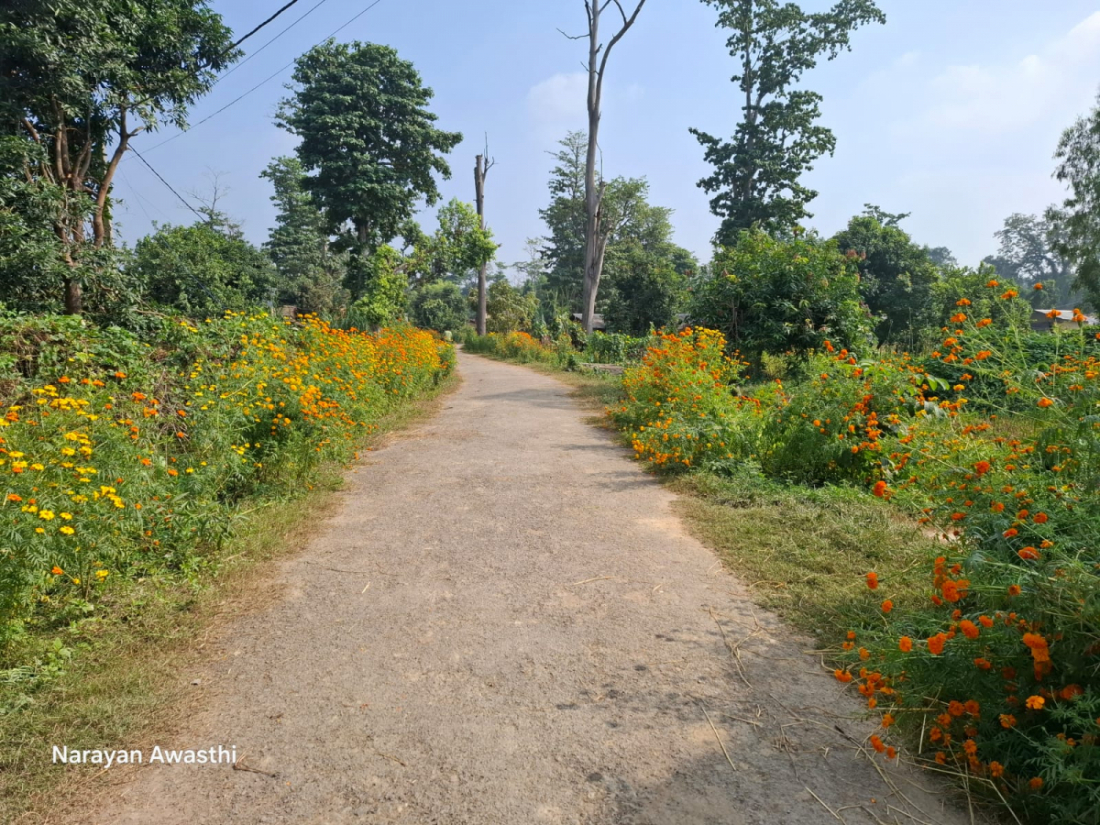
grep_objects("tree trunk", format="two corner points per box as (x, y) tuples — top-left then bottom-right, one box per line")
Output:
(579, 0), (647, 334)
(581, 3), (603, 335)
(63, 276), (83, 315)
(474, 154), (488, 336)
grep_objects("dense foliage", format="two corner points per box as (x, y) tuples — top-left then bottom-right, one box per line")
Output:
(688, 230), (872, 366)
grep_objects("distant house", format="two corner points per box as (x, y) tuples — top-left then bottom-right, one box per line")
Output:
(571, 312), (607, 331)
(1030, 309), (1099, 332)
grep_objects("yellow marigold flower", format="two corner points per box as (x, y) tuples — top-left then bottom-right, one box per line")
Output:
(59, 526), (75, 536)
(38, 509), (55, 521)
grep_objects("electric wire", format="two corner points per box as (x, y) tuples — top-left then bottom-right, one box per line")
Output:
(143, 0), (387, 154)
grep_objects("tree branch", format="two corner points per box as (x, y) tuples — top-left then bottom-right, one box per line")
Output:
(596, 0), (647, 92)
(557, 27), (588, 40)
(20, 118), (41, 143)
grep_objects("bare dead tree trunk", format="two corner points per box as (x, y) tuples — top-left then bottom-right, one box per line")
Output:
(474, 153), (489, 336)
(573, 0), (647, 333)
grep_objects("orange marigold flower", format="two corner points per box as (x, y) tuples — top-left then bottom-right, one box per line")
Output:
(899, 636), (913, 653)
(1037, 397), (1054, 408)
(1003, 527), (1019, 538)
(1001, 290), (1018, 300)
(872, 480), (888, 498)
(870, 735), (886, 753)
(927, 633), (947, 655)
(1034, 282), (1044, 290)
(960, 620), (980, 640)
(948, 700), (966, 717)
(986, 279), (999, 288)
(965, 700), (980, 716)
(1060, 684), (1084, 701)
(963, 739), (978, 756)
(51, 566), (63, 575)
(835, 669), (853, 683)
(974, 460), (991, 475)
(886, 746), (897, 759)
(881, 599), (894, 613)
(1018, 546), (1041, 561)
(974, 657), (992, 670)
(1029, 777), (1043, 790)
(882, 713), (896, 728)
(866, 571), (879, 590)
(1008, 584), (1022, 597)
(1033, 512), (1048, 524)
(1000, 714), (1017, 728)
(1026, 695), (1045, 710)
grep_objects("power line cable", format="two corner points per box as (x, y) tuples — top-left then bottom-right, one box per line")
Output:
(229, 0), (304, 50)
(127, 148), (226, 311)
(130, 147), (204, 219)
(143, 0), (387, 153)
(217, 0), (335, 84)
(128, 0), (307, 112)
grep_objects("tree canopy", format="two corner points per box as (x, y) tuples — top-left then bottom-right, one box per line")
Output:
(832, 207), (940, 346)
(261, 156), (349, 314)
(1, 0), (237, 312)
(277, 40), (462, 252)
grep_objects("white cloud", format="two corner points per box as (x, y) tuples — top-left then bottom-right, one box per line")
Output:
(527, 72), (588, 126)
(921, 11), (1100, 133)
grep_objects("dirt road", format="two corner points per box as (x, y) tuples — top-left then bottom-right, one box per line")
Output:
(86, 352), (970, 825)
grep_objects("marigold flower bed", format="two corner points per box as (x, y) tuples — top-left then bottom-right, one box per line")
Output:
(0, 312), (453, 650)
(609, 293), (1099, 824)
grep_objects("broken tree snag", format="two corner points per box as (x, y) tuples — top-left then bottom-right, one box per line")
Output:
(474, 150), (491, 336)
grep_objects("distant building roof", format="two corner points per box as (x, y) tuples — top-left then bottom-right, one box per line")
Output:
(1032, 308), (1099, 324)
(571, 312), (607, 331)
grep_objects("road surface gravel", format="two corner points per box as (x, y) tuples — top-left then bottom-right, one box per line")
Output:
(86, 352), (972, 825)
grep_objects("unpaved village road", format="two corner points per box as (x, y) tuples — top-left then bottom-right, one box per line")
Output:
(86, 352), (972, 825)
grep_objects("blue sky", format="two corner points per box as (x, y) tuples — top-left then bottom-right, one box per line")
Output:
(115, 0), (1100, 273)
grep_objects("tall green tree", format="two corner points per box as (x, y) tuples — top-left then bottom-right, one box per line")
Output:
(538, 132), (589, 307)
(538, 131), (680, 322)
(408, 199), (496, 287)
(602, 201), (695, 334)
(0, 0), (237, 313)
(1048, 91), (1100, 310)
(832, 207), (940, 346)
(276, 41), (462, 260)
(982, 213), (1077, 308)
(261, 156), (348, 314)
(690, 0), (885, 244)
